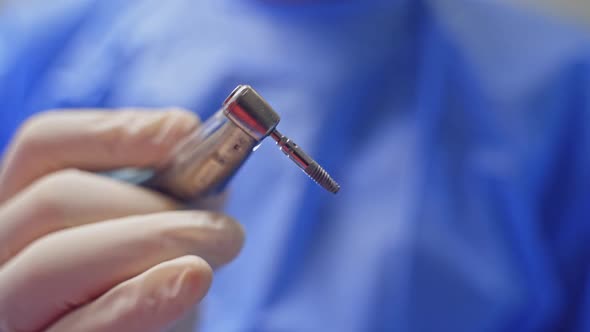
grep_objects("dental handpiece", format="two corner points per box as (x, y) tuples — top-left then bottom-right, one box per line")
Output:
(107, 85), (340, 201)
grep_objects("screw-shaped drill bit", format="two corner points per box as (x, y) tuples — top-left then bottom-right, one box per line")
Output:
(270, 130), (340, 193)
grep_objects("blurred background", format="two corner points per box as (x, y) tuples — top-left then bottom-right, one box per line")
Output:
(1, 0), (589, 331)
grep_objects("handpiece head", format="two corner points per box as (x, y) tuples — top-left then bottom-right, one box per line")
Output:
(223, 85), (340, 193)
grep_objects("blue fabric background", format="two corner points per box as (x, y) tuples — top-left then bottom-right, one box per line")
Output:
(1, 1), (589, 331)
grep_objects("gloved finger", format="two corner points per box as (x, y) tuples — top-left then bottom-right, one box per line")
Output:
(0, 211), (244, 332)
(0, 109), (199, 203)
(0, 169), (179, 266)
(45, 256), (212, 332)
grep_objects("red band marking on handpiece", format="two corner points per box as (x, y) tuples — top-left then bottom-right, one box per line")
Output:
(227, 103), (268, 135)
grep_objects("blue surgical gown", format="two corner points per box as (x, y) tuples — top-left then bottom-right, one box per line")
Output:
(1, 1), (589, 331)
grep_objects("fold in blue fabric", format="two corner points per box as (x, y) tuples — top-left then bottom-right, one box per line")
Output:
(0, 1), (589, 331)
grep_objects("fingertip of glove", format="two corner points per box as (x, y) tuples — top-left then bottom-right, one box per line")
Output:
(174, 255), (213, 301)
(201, 212), (245, 268)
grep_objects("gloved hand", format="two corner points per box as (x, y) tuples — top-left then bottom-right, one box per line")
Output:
(0, 109), (245, 332)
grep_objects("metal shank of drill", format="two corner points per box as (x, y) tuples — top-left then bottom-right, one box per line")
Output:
(270, 130), (340, 193)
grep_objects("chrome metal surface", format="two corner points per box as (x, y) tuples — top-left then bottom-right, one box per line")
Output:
(222, 85), (340, 193)
(150, 112), (257, 200)
(223, 85), (280, 141)
(106, 84), (340, 199)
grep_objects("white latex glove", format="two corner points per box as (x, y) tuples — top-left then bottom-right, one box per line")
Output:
(0, 110), (245, 332)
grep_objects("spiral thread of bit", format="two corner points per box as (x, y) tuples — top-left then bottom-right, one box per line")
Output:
(271, 130), (340, 194)
(304, 162), (340, 193)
